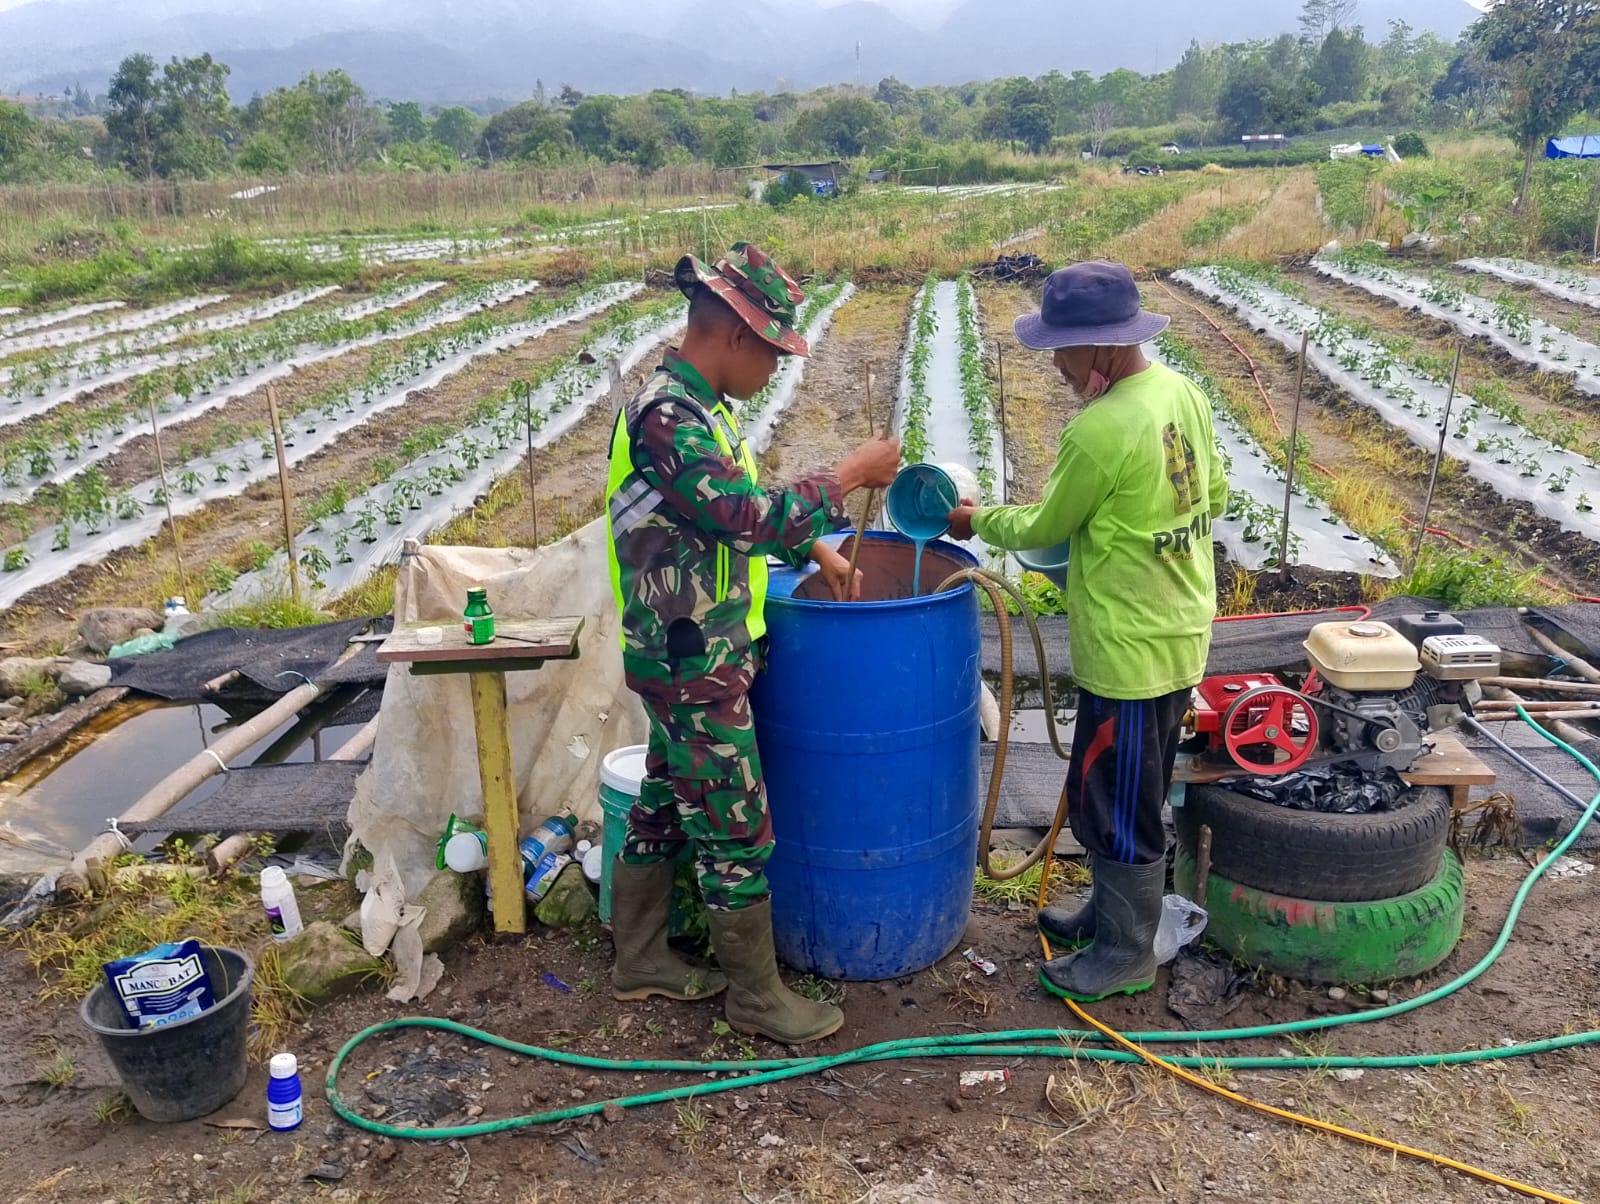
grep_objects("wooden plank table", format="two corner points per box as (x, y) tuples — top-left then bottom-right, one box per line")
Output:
(378, 617), (584, 933)
(1174, 729), (1495, 811)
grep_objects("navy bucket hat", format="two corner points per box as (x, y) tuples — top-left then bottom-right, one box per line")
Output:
(1013, 260), (1170, 350)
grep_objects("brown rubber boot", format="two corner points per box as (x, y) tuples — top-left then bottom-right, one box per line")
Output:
(706, 898), (843, 1044)
(610, 858), (726, 1002)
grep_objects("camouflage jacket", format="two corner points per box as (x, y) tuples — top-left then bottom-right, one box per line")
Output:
(608, 350), (847, 704)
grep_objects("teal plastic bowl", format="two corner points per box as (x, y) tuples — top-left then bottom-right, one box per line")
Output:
(885, 464), (958, 541)
(1015, 540), (1070, 588)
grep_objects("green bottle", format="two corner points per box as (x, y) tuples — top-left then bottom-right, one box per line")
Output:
(463, 585), (495, 645)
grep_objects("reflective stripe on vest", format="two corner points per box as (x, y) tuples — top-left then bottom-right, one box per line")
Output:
(605, 400), (767, 650)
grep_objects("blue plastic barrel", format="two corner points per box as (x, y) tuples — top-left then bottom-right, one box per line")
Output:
(753, 531), (981, 980)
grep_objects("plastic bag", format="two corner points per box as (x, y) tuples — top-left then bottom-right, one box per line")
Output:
(107, 630), (177, 659)
(1153, 893), (1208, 965)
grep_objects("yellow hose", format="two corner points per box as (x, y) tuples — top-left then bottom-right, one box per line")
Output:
(934, 567), (1070, 881)
(1032, 772), (1580, 1204)
(1064, 997), (1583, 1204)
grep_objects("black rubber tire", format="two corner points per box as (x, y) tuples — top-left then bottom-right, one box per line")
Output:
(1173, 782), (1450, 903)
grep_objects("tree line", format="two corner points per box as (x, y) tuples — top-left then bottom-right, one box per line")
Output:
(0, 0), (1595, 203)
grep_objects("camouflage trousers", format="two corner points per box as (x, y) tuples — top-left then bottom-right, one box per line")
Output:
(622, 690), (774, 911)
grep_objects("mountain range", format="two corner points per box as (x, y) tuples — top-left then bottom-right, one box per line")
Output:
(0, 0), (1480, 106)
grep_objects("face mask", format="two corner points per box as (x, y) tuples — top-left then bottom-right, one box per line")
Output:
(1081, 369), (1111, 401)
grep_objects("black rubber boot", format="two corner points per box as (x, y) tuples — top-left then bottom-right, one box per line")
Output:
(1039, 855), (1164, 1002)
(611, 859), (727, 1002)
(707, 898), (843, 1044)
(1036, 879), (1095, 949)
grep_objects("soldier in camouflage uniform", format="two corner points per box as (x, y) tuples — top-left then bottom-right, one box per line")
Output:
(606, 243), (899, 1044)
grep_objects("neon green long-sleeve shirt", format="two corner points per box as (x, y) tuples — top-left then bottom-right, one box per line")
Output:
(973, 361), (1228, 699)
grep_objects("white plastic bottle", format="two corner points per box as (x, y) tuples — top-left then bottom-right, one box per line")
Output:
(260, 866), (304, 942)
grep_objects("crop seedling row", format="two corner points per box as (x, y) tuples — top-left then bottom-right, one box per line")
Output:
(0, 279), (537, 432)
(211, 300), (688, 604)
(1314, 254), (1600, 397)
(1179, 265), (1600, 547)
(895, 275), (940, 465)
(1154, 332), (1396, 576)
(1456, 258), (1600, 313)
(0, 285), (642, 606)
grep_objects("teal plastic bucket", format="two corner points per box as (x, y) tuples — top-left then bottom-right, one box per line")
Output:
(1015, 540), (1070, 588)
(884, 464), (958, 541)
(598, 745), (648, 924)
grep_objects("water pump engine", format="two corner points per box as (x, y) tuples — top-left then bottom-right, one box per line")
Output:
(1192, 615), (1500, 776)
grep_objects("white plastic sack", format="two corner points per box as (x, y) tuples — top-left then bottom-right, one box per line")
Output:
(1153, 893), (1208, 965)
(346, 518), (647, 950)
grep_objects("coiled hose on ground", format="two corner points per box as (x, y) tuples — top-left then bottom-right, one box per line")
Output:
(328, 572), (1600, 1203)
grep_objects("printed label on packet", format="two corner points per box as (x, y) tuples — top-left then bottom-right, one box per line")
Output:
(104, 938), (217, 1029)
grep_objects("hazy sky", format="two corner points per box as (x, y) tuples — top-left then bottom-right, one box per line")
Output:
(0, 0), (962, 13)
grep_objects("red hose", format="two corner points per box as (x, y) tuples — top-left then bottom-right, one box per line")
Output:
(1155, 276), (1282, 437)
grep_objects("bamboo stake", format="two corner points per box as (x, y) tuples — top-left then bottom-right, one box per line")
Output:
(265, 386), (301, 604)
(1275, 331), (1309, 584)
(1412, 342), (1463, 568)
(523, 381), (539, 546)
(1475, 707), (1600, 722)
(1481, 676), (1600, 696)
(996, 343), (1009, 505)
(845, 365), (877, 597)
(145, 391), (190, 602)
(1525, 626), (1600, 684)
(1475, 699), (1600, 711)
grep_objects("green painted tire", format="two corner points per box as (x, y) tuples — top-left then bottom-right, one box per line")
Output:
(1173, 845), (1465, 986)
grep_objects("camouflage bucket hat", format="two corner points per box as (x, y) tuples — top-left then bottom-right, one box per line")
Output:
(675, 242), (810, 357)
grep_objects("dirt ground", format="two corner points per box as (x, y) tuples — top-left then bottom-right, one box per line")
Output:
(974, 283), (1076, 507)
(761, 286), (913, 495)
(5, 850), (1600, 1204)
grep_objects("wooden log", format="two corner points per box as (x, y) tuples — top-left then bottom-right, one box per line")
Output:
(0, 686), (129, 783)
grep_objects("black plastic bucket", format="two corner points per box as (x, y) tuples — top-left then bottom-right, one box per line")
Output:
(80, 944), (254, 1122)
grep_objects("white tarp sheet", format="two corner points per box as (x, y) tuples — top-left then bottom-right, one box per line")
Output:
(346, 520), (646, 957)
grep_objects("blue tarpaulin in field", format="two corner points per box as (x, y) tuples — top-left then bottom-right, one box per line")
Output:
(1548, 136), (1600, 159)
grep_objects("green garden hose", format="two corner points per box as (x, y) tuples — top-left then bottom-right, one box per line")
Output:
(327, 705), (1600, 1142)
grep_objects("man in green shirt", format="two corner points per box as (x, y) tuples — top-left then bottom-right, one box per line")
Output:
(947, 260), (1227, 1002)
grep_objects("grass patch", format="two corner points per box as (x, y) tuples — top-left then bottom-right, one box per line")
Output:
(32, 1038), (77, 1087)
(200, 594), (329, 631)
(974, 849), (1084, 906)
(1183, 202), (1262, 250)
(327, 564), (397, 620)
(11, 847), (303, 1059)
(18, 233), (360, 305)
(1391, 544), (1550, 609)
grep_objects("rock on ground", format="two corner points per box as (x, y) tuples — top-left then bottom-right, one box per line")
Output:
(534, 864), (597, 928)
(57, 661), (112, 696)
(0, 657), (57, 697)
(278, 921), (387, 1004)
(78, 607), (162, 655)
(415, 868), (486, 953)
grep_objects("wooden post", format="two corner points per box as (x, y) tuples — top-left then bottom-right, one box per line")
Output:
(1275, 331), (1309, 584)
(1412, 343), (1463, 569)
(265, 386), (301, 604)
(145, 392), (190, 602)
(468, 670), (525, 933)
(1195, 824), (1213, 911)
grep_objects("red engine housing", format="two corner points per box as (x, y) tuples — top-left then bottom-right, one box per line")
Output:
(1191, 673), (1288, 737)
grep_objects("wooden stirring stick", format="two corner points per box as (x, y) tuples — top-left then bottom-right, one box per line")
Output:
(843, 365), (879, 600)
